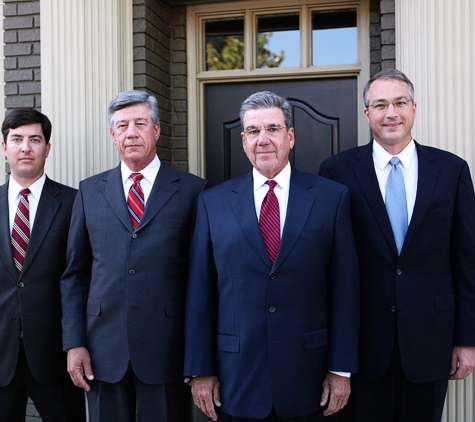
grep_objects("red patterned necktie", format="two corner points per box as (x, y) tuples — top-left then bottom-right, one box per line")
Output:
(11, 188), (31, 275)
(127, 173), (145, 228)
(259, 180), (280, 264)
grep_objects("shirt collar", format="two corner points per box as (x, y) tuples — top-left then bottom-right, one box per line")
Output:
(121, 155), (161, 184)
(373, 139), (416, 171)
(8, 173), (46, 202)
(253, 161), (291, 191)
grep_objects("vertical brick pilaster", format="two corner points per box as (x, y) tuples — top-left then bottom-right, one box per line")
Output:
(370, 0), (382, 76)
(380, 0), (395, 69)
(133, 0), (188, 170)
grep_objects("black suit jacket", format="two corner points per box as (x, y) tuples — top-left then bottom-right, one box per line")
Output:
(0, 177), (77, 386)
(61, 162), (207, 384)
(319, 141), (475, 382)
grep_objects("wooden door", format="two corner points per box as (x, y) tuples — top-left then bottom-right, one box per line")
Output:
(205, 77), (358, 186)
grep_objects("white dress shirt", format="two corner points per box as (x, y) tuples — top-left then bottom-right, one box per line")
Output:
(8, 173), (46, 234)
(373, 139), (418, 223)
(120, 155), (161, 204)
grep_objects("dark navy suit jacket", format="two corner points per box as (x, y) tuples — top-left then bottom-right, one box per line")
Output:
(319, 141), (475, 382)
(61, 162), (207, 384)
(0, 177), (77, 386)
(184, 168), (360, 419)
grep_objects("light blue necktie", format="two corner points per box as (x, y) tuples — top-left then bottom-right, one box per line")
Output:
(385, 157), (408, 254)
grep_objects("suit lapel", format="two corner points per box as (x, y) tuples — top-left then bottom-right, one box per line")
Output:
(273, 170), (315, 270)
(101, 165), (133, 231)
(402, 143), (438, 253)
(138, 163), (179, 230)
(21, 178), (61, 277)
(0, 182), (18, 280)
(353, 143), (398, 253)
(230, 173), (271, 267)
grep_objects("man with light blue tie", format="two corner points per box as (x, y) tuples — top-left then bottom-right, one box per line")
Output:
(319, 69), (475, 422)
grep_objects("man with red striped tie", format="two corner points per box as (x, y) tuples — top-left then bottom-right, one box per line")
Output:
(184, 91), (360, 422)
(61, 90), (207, 422)
(0, 108), (85, 421)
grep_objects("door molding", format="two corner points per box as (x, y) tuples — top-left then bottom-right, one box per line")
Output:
(187, 0), (370, 177)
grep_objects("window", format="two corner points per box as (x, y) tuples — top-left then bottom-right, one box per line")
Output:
(257, 14), (300, 68)
(312, 9), (357, 65)
(205, 18), (244, 71)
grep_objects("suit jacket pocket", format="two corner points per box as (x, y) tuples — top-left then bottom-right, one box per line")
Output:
(86, 297), (101, 316)
(434, 294), (456, 311)
(299, 228), (324, 239)
(45, 228), (69, 238)
(304, 329), (328, 350)
(216, 334), (240, 353)
(426, 202), (452, 215)
(165, 300), (185, 317)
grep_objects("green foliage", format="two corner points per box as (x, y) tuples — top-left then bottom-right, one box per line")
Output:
(206, 33), (285, 70)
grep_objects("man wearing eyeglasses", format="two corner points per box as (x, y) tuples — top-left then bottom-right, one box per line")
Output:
(319, 69), (475, 422)
(184, 91), (360, 422)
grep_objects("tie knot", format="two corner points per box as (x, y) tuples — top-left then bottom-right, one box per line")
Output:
(131, 173), (143, 183)
(266, 180), (277, 190)
(20, 188), (31, 198)
(390, 157), (401, 167)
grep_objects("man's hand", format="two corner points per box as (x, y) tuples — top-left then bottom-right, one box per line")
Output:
(320, 372), (350, 416)
(67, 347), (94, 391)
(449, 346), (475, 380)
(190, 376), (221, 421)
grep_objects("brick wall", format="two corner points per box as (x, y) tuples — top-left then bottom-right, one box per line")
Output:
(133, 0), (189, 171)
(3, 0), (41, 112)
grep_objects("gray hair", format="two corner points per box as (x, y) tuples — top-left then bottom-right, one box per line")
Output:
(239, 91), (292, 129)
(108, 90), (160, 129)
(363, 69), (415, 107)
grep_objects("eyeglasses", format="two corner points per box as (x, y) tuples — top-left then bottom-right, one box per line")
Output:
(243, 125), (286, 139)
(367, 97), (413, 112)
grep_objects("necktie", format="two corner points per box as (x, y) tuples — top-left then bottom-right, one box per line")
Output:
(12, 188), (31, 274)
(127, 173), (145, 228)
(259, 180), (280, 264)
(386, 157), (408, 254)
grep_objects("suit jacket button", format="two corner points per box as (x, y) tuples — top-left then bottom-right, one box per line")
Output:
(18, 282), (25, 288)
(269, 306), (276, 313)
(396, 269), (402, 275)
(270, 273), (277, 280)
(132, 233), (138, 239)
(13, 317), (19, 322)
(129, 269), (135, 275)
(391, 306), (396, 312)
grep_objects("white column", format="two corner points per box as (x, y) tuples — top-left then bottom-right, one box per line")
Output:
(40, 0), (133, 187)
(397, 1), (475, 420)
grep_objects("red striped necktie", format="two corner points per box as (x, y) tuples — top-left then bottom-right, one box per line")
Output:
(259, 180), (280, 264)
(12, 188), (31, 275)
(127, 173), (145, 228)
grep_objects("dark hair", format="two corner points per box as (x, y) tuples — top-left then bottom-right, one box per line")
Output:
(239, 91), (292, 129)
(108, 90), (160, 129)
(363, 69), (415, 107)
(2, 108), (52, 144)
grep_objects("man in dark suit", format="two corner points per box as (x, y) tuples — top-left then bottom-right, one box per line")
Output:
(184, 91), (360, 422)
(61, 90), (207, 422)
(319, 69), (475, 422)
(0, 108), (85, 422)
